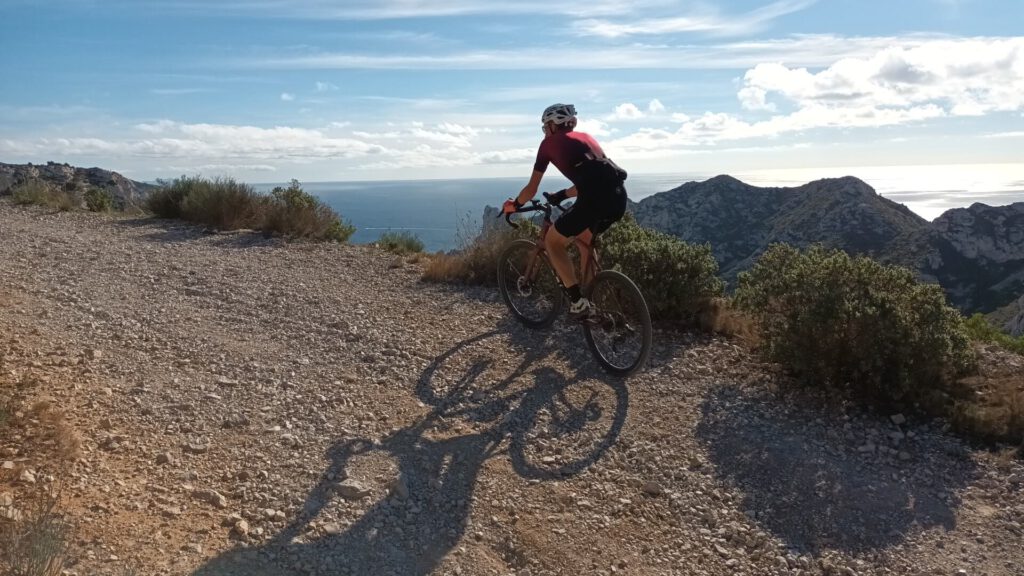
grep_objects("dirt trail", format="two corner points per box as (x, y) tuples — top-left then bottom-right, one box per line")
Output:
(0, 200), (1021, 576)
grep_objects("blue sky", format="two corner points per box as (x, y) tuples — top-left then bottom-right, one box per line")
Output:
(1, 0), (1022, 195)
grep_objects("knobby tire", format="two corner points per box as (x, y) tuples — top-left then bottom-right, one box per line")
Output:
(582, 270), (653, 376)
(497, 239), (564, 329)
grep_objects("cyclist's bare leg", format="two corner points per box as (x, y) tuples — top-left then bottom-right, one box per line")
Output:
(576, 229), (594, 285)
(544, 226), (578, 290)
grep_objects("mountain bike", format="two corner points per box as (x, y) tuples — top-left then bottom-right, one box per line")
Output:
(497, 193), (653, 376)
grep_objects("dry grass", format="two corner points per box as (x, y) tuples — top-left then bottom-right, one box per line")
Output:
(10, 180), (77, 212)
(951, 365), (1024, 455)
(422, 226), (528, 286)
(696, 298), (760, 345)
(1, 377), (83, 575)
(0, 482), (71, 576)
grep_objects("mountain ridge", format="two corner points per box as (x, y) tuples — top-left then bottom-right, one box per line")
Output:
(630, 175), (1023, 319)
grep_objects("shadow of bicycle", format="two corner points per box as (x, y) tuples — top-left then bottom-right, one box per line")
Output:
(193, 325), (629, 575)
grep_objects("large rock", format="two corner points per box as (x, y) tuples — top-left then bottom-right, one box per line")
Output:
(0, 161), (155, 209)
(1002, 295), (1024, 337)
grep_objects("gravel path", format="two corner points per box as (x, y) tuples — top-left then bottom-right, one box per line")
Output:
(1, 200), (1021, 576)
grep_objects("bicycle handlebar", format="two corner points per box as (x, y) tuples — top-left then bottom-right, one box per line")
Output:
(499, 192), (566, 229)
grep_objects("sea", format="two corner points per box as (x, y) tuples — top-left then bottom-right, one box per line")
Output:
(255, 163), (1024, 253)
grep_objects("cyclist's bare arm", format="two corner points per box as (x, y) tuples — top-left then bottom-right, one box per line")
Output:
(516, 170), (544, 205)
(517, 172), (578, 206)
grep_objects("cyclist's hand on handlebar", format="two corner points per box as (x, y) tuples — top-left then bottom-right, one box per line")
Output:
(546, 188), (570, 205)
(501, 198), (522, 215)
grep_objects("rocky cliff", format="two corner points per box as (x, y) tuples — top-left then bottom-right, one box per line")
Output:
(923, 203), (1024, 312)
(0, 161), (154, 209)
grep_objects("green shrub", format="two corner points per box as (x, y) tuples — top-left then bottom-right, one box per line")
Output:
(965, 314), (1024, 355)
(601, 213), (725, 325)
(180, 177), (262, 230)
(377, 231), (424, 255)
(262, 179), (355, 242)
(11, 181), (48, 206)
(83, 188), (113, 212)
(145, 176), (354, 242)
(145, 176), (193, 218)
(735, 244), (975, 405)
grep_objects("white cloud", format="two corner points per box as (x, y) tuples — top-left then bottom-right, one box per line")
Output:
(740, 38), (1024, 116)
(165, 163), (278, 173)
(606, 103), (947, 156)
(280, 92), (296, 101)
(477, 148), (535, 164)
(315, 81), (338, 92)
(983, 131), (1024, 139)
(353, 121), (481, 148)
(150, 88), (215, 95)
(146, 0), (663, 20)
(737, 86), (777, 111)
(573, 0), (817, 38)
(648, 99), (666, 114)
(576, 118), (612, 137)
(232, 34), (939, 71)
(608, 103), (645, 121)
(18, 121), (389, 161)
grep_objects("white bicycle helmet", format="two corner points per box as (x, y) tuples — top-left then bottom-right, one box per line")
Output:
(541, 103), (577, 134)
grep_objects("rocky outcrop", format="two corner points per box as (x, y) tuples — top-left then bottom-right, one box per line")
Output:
(0, 161), (154, 209)
(997, 294), (1024, 337)
(919, 203), (1024, 313)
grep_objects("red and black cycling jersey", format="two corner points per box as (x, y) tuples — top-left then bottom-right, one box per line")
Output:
(533, 131), (607, 187)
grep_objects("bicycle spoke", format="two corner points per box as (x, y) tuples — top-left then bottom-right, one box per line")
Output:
(583, 271), (652, 376)
(498, 239), (563, 329)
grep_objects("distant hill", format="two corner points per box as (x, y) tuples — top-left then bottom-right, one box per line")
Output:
(631, 175), (1024, 315)
(0, 161), (155, 209)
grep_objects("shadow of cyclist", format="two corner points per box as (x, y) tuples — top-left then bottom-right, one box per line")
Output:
(193, 326), (629, 576)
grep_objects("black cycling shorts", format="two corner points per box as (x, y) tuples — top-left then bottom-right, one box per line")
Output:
(554, 184), (627, 238)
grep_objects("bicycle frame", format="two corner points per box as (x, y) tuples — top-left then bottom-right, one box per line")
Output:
(508, 197), (602, 290)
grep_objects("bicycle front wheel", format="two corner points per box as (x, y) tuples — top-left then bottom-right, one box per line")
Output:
(497, 239), (564, 329)
(583, 270), (653, 376)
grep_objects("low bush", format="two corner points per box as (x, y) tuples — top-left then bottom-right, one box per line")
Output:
(10, 180), (76, 212)
(83, 187), (114, 212)
(377, 231), (424, 255)
(965, 314), (1024, 355)
(145, 176), (355, 242)
(600, 213), (725, 325)
(180, 177), (262, 230)
(734, 244), (976, 407)
(145, 177), (192, 218)
(262, 180), (355, 242)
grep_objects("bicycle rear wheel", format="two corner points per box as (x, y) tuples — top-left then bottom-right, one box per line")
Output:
(497, 239), (564, 329)
(582, 270), (652, 376)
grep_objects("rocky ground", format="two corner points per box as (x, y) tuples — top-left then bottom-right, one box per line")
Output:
(0, 199), (1022, 576)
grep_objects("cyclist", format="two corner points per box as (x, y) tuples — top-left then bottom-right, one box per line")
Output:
(502, 103), (628, 319)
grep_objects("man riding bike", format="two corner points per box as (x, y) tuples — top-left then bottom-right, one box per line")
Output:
(502, 103), (628, 319)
